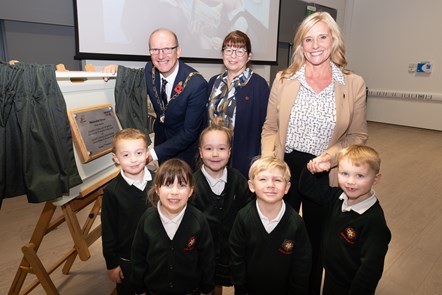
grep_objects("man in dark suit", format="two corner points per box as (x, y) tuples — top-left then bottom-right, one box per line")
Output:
(145, 29), (208, 170)
(104, 28), (208, 170)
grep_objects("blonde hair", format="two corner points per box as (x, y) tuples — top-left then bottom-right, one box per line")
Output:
(338, 145), (381, 173)
(281, 11), (348, 80)
(112, 128), (147, 153)
(248, 156), (291, 182)
(148, 158), (195, 206)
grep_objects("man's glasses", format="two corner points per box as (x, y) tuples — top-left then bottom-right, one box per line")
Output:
(223, 47), (247, 57)
(149, 46), (178, 55)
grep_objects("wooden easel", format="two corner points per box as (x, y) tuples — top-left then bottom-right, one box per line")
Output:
(8, 171), (118, 295)
(7, 63), (119, 294)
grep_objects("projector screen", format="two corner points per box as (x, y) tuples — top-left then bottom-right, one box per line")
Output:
(73, 0), (280, 63)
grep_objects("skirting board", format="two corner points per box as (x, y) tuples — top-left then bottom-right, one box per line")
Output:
(367, 97), (442, 131)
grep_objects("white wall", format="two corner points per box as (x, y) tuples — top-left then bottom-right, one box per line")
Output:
(344, 0), (442, 130)
(301, 0), (347, 28)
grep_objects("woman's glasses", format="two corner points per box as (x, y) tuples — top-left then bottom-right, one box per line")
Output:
(223, 47), (247, 57)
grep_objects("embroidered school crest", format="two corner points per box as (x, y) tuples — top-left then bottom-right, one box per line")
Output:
(340, 227), (357, 244)
(278, 239), (295, 254)
(183, 236), (197, 251)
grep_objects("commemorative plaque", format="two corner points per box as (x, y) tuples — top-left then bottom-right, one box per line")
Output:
(68, 104), (121, 163)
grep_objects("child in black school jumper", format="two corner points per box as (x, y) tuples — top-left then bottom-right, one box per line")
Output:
(101, 128), (154, 295)
(229, 156), (312, 295)
(191, 125), (253, 295)
(299, 145), (391, 295)
(130, 158), (215, 295)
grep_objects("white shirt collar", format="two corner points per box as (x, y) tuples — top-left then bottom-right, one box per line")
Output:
(339, 190), (377, 214)
(120, 166), (152, 191)
(157, 201), (187, 240)
(160, 62), (179, 100)
(256, 200), (286, 233)
(291, 61), (346, 86)
(201, 166), (228, 186)
(157, 201), (186, 224)
(201, 166), (227, 195)
(160, 62), (179, 87)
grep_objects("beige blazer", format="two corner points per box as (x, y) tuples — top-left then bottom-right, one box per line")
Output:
(261, 71), (368, 185)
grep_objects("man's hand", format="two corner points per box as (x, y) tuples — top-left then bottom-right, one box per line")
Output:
(102, 64), (118, 81)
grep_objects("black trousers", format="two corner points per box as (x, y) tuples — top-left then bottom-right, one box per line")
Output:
(284, 150), (329, 295)
(116, 258), (135, 295)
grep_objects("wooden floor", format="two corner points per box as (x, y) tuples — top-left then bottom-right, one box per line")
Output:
(0, 122), (441, 295)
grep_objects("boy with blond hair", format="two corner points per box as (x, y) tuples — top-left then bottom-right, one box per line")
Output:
(229, 156), (311, 295)
(300, 144), (391, 295)
(101, 128), (154, 294)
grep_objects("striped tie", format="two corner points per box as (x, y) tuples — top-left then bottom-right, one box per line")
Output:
(161, 78), (168, 106)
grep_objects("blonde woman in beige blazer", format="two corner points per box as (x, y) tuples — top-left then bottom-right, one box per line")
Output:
(261, 12), (367, 295)
(261, 71), (367, 183)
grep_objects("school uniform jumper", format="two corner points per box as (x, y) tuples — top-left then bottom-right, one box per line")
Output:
(131, 204), (215, 295)
(101, 172), (153, 294)
(192, 168), (253, 285)
(299, 168), (391, 295)
(229, 201), (312, 295)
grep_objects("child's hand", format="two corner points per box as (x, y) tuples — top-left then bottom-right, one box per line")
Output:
(107, 266), (124, 283)
(307, 153), (331, 173)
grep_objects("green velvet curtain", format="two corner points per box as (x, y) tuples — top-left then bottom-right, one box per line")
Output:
(0, 62), (82, 205)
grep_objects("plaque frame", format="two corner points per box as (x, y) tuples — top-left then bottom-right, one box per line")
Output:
(68, 104), (121, 163)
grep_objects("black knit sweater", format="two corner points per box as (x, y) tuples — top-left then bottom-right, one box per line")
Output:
(229, 201), (312, 295)
(191, 168), (253, 285)
(101, 172), (153, 269)
(130, 204), (215, 295)
(299, 168), (391, 294)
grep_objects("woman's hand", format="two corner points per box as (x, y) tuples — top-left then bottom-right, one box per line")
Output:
(307, 153), (331, 174)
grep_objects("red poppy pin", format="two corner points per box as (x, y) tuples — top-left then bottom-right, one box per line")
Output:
(174, 82), (183, 94)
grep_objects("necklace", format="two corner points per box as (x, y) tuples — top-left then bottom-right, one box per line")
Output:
(151, 67), (200, 123)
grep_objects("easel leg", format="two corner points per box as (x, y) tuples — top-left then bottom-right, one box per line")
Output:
(8, 175), (112, 294)
(62, 196), (102, 274)
(21, 244), (59, 295)
(62, 202), (91, 261)
(9, 202), (57, 295)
